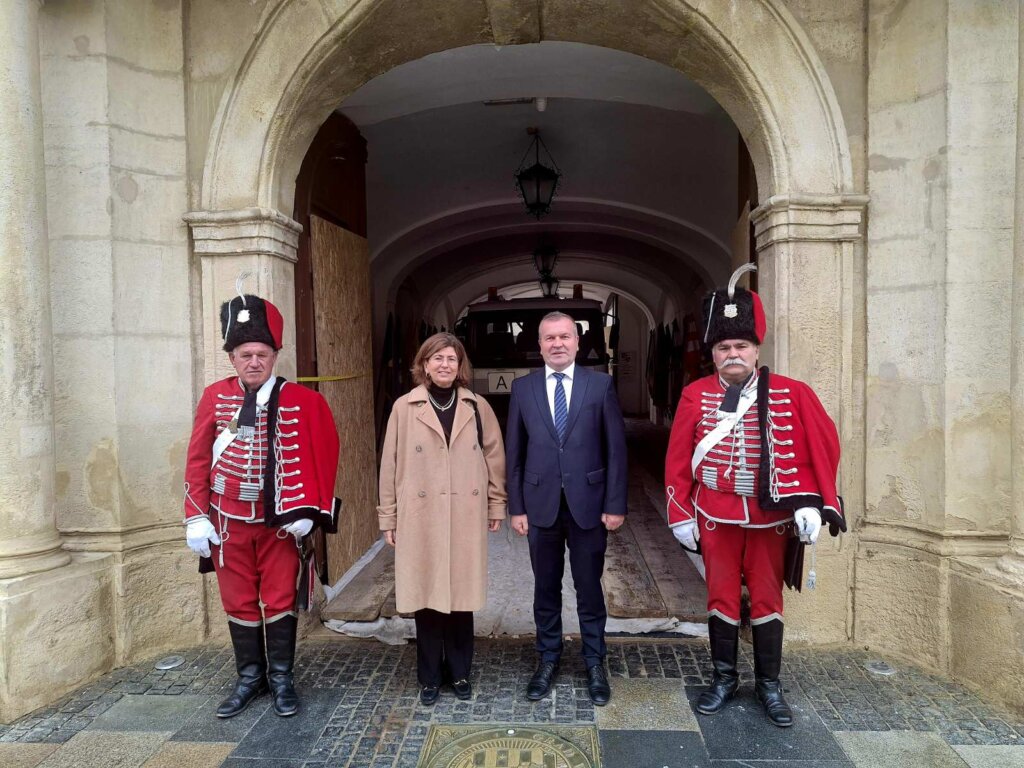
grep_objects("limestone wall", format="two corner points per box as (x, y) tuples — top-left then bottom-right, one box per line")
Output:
(2, 1), (202, 722)
(864, 0), (1023, 714)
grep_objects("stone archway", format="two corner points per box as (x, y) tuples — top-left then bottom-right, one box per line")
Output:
(186, 0), (867, 643)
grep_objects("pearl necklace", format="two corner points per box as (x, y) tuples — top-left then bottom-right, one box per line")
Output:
(428, 388), (457, 412)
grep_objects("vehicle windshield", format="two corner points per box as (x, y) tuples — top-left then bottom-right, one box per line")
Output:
(465, 308), (609, 368)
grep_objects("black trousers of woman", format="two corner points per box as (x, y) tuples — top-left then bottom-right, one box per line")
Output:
(414, 609), (474, 686)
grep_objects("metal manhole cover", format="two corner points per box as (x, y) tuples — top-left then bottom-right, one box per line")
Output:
(419, 724), (600, 768)
(154, 655), (185, 670)
(865, 659), (896, 676)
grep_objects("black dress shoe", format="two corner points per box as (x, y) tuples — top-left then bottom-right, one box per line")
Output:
(452, 678), (472, 700)
(420, 685), (440, 706)
(526, 661), (558, 701)
(586, 665), (611, 706)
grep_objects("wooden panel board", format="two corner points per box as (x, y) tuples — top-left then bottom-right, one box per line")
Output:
(322, 545), (395, 622)
(626, 472), (707, 621)
(602, 518), (667, 619)
(379, 588), (412, 619)
(310, 216), (380, 583)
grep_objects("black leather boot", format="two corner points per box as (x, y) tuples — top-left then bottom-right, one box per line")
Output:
(696, 615), (740, 715)
(265, 614), (300, 717)
(752, 618), (793, 727)
(216, 622), (268, 718)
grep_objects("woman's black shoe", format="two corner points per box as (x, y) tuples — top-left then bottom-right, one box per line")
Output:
(420, 685), (440, 706)
(452, 678), (472, 700)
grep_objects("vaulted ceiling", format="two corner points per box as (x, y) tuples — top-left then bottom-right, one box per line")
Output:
(338, 42), (741, 328)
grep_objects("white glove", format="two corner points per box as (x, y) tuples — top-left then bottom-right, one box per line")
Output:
(794, 507), (822, 544)
(283, 518), (314, 539)
(186, 518), (221, 558)
(671, 521), (698, 551)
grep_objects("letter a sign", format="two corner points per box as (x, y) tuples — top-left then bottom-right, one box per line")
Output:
(487, 371), (514, 393)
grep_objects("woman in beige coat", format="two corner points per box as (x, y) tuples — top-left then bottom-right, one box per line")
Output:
(377, 332), (507, 705)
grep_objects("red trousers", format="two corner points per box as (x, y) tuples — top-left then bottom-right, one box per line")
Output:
(211, 514), (300, 624)
(698, 516), (790, 625)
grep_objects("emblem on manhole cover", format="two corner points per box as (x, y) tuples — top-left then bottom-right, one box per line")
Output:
(420, 725), (599, 768)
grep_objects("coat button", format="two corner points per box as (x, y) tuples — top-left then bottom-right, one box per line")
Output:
(417, 491), (426, 497)
(415, 445), (422, 452)
(472, 489), (480, 496)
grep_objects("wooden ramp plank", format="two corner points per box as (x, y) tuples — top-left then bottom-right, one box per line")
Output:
(321, 545), (395, 622)
(310, 216), (379, 584)
(380, 589), (413, 619)
(602, 518), (667, 619)
(627, 473), (707, 621)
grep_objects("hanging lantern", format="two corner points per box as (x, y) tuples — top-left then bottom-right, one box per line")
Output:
(515, 128), (561, 219)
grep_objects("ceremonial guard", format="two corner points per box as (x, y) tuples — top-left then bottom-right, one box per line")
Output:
(183, 287), (340, 718)
(664, 264), (845, 727)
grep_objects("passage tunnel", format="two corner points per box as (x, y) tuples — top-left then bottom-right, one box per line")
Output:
(290, 42), (758, 631)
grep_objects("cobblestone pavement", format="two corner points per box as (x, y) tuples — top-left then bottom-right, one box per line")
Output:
(2, 638), (1023, 767)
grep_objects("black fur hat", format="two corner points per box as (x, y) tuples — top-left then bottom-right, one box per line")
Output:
(702, 263), (766, 348)
(220, 294), (284, 352)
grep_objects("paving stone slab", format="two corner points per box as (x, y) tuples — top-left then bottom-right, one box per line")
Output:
(0, 743), (59, 768)
(599, 729), (710, 767)
(141, 741), (237, 767)
(88, 694), (210, 732)
(685, 686), (849, 762)
(230, 688), (340, 761)
(170, 696), (272, 744)
(596, 679), (699, 731)
(36, 730), (172, 768)
(952, 744), (1024, 767)
(834, 731), (970, 768)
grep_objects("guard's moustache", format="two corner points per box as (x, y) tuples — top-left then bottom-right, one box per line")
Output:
(717, 357), (746, 370)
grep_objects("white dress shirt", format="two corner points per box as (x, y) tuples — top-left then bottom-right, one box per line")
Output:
(544, 362), (576, 422)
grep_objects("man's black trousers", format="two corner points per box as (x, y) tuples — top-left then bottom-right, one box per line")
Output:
(527, 494), (608, 668)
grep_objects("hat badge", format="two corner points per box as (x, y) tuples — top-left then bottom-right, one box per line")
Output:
(723, 304), (738, 318)
(237, 309), (250, 323)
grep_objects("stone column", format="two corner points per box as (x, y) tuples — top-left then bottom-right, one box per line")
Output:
(0, 0), (69, 579)
(1001, 9), (1024, 577)
(751, 193), (868, 644)
(184, 208), (302, 385)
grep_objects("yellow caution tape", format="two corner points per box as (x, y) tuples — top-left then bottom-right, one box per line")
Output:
(296, 373), (366, 383)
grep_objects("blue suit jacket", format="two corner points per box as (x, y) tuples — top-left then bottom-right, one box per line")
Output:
(505, 366), (628, 529)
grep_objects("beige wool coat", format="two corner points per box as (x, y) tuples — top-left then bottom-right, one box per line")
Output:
(377, 386), (507, 613)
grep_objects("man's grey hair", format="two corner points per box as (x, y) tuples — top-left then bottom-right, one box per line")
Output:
(538, 311), (578, 338)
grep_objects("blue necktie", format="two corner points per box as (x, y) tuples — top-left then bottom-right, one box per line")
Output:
(553, 372), (568, 442)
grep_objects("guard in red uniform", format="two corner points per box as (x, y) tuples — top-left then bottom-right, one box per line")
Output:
(183, 288), (340, 718)
(664, 264), (845, 727)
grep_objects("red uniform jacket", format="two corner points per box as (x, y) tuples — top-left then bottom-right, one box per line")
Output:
(665, 368), (844, 534)
(184, 376), (340, 532)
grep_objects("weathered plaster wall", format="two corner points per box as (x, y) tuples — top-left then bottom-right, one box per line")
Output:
(7, 0), (203, 720)
(863, 0), (1023, 713)
(783, 0), (868, 192)
(184, 0), (272, 210)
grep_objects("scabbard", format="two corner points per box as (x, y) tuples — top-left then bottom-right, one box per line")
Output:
(783, 536), (804, 593)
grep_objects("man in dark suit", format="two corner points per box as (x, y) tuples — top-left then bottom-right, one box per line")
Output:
(506, 311), (628, 705)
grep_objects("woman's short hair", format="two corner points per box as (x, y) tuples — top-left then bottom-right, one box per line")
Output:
(412, 332), (472, 388)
